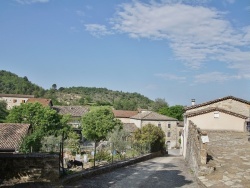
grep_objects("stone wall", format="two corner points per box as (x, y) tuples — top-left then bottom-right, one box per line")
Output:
(185, 121), (212, 176)
(0, 153), (59, 185)
(62, 151), (163, 185)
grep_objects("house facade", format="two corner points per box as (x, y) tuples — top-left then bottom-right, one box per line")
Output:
(181, 96), (250, 158)
(0, 94), (34, 110)
(130, 111), (179, 149)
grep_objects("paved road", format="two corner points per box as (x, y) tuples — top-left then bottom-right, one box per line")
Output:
(65, 151), (199, 188)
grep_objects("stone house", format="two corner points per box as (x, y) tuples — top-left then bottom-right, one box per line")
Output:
(53, 106), (89, 140)
(0, 123), (31, 152)
(182, 96), (250, 157)
(130, 111), (179, 149)
(0, 94), (34, 110)
(112, 110), (139, 123)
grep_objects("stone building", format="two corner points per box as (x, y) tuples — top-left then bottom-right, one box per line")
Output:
(0, 94), (34, 110)
(182, 96), (250, 158)
(130, 111), (179, 149)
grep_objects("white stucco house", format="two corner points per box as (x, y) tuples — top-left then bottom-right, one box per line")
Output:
(181, 96), (250, 158)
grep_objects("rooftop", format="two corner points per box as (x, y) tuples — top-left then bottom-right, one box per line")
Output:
(113, 110), (138, 118)
(0, 94), (34, 98)
(53, 106), (89, 117)
(0, 123), (30, 151)
(130, 111), (177, 121)
(27, 98), (53, 107)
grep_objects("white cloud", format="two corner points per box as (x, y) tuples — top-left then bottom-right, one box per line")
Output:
(85, 24), (113, 37)
(194, 71), (240, 83)
(76, 10), (85, 17)
(15, 0), (49, 4)
(155, 73), (186, 81)
(109, 1), (250, 78)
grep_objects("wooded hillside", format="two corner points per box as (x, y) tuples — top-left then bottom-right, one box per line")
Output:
(0, 70), (154, 110)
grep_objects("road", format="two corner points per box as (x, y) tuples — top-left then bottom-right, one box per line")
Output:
(65, 150), (199, 188)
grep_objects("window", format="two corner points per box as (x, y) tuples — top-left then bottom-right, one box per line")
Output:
(158, 123), (161, 128)
(13, 99), (17, 103)
(214, 111), (219, 118)
(22, 100), (26, 103)
(167, 132), (171, 137)
(168, 124), (171, 128)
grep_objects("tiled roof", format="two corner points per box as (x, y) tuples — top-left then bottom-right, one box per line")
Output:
(0, 94), (34, 98)
(130, 111), (177, 121)
(53, 106), (89, 117)
(177, 121), (184, 127)
(185, 96), (250, 110)
(113, 110), (139, 118)
(123, 123), (138, 133)
(27, 98), (53, 107)
(0, 123), (30, 151)
(185, 107), (248, 119)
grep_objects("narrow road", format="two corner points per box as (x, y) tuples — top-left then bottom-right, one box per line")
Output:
(65, 150), (199, 188)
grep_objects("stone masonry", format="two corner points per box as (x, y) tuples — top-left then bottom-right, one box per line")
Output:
(198, 131), (250, 187)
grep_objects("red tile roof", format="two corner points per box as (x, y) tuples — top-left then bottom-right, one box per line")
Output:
(113, 110), (139, 118)
(27, 98), (53, 107)
(0, 123), (30, 151)
(185, 96), (250, 110)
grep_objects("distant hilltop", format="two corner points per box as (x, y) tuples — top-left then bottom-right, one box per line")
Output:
(0, 70), (154, 109)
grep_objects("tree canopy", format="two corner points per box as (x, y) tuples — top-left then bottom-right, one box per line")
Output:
(158, 105), (185, 121)
(0, 101), (8, 123)
(81, 108), (122, 142)
(6, 102), (70, 152)
(134, 124), (166, 152)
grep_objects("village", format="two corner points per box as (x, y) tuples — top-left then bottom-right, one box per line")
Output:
(0, 93), (250, 187)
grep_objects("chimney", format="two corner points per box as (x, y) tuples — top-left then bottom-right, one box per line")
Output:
(191, 99), (195, 106)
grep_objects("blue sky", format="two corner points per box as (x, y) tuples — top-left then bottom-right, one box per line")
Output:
(0, 0), (249, 106)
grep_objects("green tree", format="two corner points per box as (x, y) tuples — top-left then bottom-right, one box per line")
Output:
(81, 108), (122, 166)
(134, 124), (166, 152)
(107, 126), (130, 158)
(158, 105), (184, 121)
(0, 101), (8, 123)
(152, 98), (168, 112)
(6, 102), (70, 152)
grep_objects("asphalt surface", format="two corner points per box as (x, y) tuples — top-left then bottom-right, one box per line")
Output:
(65, 150), (199, 188)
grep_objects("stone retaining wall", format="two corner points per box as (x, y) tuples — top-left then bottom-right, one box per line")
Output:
(185, 121), (213, 176)
(62, 151), (163, 185)
(0, 153), (59, 186)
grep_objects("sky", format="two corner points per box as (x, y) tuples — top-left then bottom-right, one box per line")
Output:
(0, 0), (249, 106)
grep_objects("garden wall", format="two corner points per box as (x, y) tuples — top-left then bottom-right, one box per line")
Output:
(0, 153), (59, 186)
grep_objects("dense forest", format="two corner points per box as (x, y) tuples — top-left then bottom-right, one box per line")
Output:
(0, 70), (154, 110)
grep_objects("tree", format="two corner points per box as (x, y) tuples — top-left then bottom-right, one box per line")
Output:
(152, 98), (168, 112)
(6, 102), (71, 152)
(107, 126), (130, 157)
(51, 84), (57, 90)
(134, 124), (166, 152)
(158, 105), (185, 121)
(0, 101), (8, 123)
(81, 108), (122, 166)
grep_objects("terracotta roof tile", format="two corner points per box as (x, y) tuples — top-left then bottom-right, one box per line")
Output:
(130, 111), (177, 121)
(53, 106), (89, 117)
(185, 96), (250, 110)
(0, 123), (30, 151)
(27, 98), (52, 107)
(185, 107), (248, 119)
(113, 110), (139, 118)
